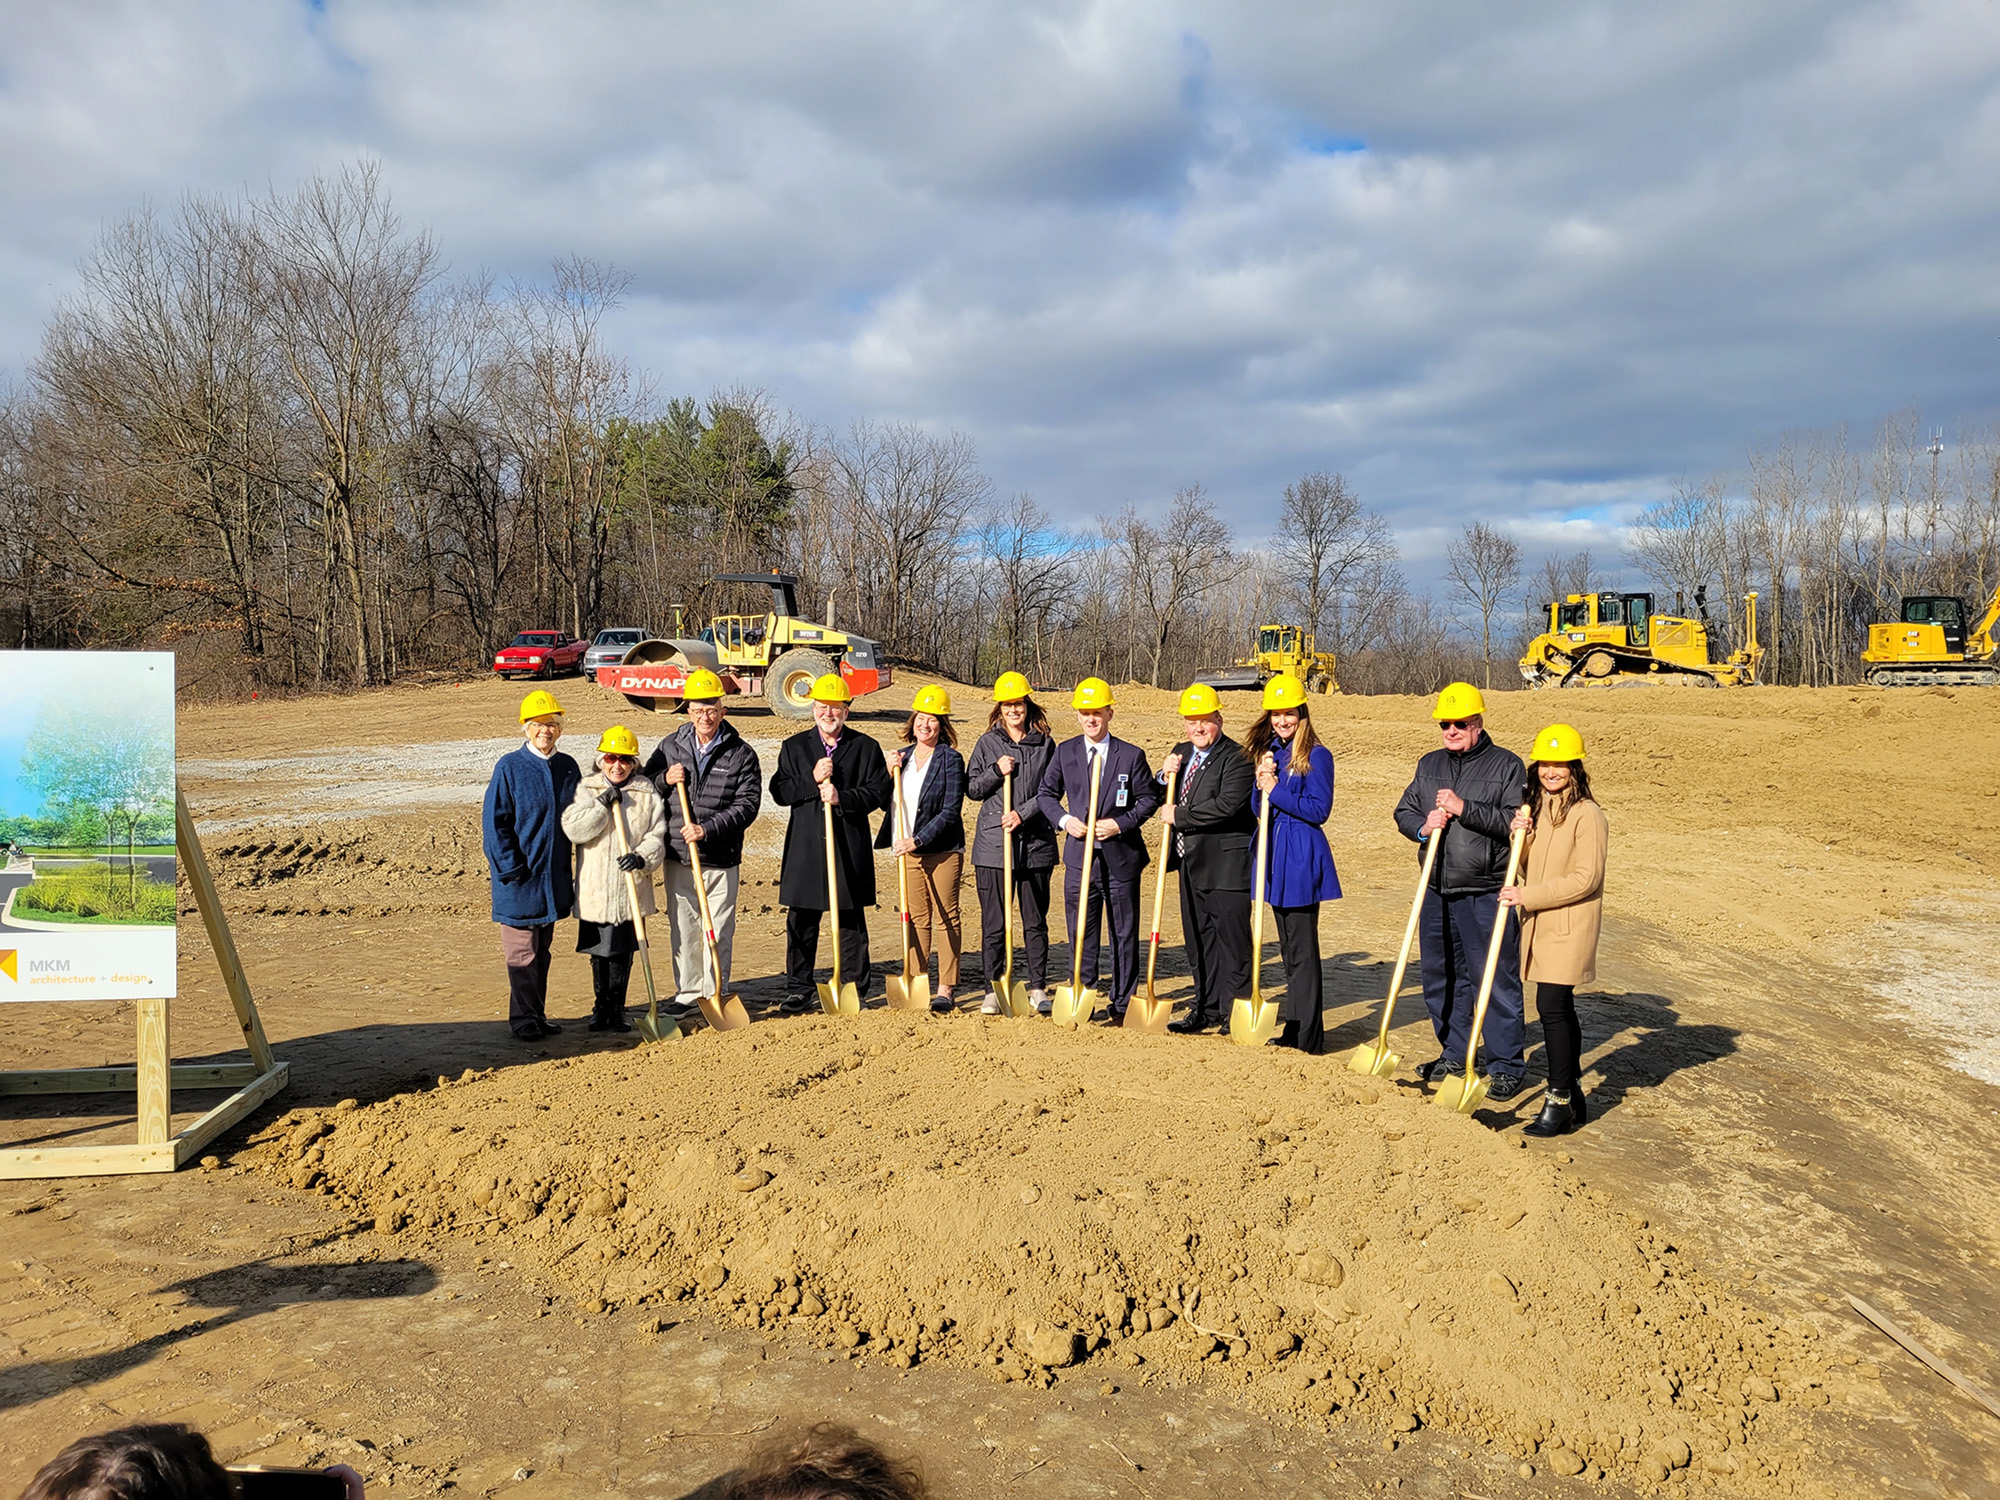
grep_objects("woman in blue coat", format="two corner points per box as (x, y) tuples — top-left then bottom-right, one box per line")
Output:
(1245, 674), (1342, 1054)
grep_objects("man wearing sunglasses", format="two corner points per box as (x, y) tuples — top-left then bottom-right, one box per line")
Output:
(1391, 683), (1529, 1099)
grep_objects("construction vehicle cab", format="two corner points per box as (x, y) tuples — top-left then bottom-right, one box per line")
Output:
(1861, 586), (2000, 687)
(598, 571), (893, 718)
(1520, 590), (1761, 688)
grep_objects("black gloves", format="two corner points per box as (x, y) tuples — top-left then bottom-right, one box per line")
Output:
(597, 786), (620, 808)
(615, 852), (645, 872)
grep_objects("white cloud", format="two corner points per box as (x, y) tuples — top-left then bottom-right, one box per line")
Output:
(4, 0), (1999, 594)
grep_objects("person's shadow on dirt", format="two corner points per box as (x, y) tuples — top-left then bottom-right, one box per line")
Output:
(0, 1248), (435, 1414)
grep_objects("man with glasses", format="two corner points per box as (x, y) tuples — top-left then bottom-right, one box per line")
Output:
(645, 670), (763, 1023)
(1392, 683), (1530, 1098)
(483, 689), (583, 1041)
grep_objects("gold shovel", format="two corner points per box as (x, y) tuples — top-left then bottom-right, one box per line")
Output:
(674, 782), (752, 1032)
(995, 770), (1035, 1017)
(1435, 804), (1532, 1114)
(609, 791), (677, 1045)
(884, 757), (932, 1012)
(1124, 765), (1177, 1034)
(816, 792), (860, 1015)
(1347, 824), (1444, 1077)
(1050, 750), (1105, 1029)
(1229, 774), (1282, 1046)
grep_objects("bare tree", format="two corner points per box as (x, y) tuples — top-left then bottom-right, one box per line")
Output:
(980, 494), (1076, 678)
(1112, 484), (1234, 686)
(1274, 470), (1399, 655)
(1445, 521), (1521, 689)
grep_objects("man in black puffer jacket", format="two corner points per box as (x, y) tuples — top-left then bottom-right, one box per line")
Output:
(644, 671), (763, 1021)
(1392, 682), (1530, 1098)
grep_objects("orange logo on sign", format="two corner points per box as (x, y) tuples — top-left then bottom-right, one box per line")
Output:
(0, 950), (15, 982)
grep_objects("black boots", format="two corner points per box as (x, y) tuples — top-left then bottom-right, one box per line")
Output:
(588, 957), (633, 1032)
(1524, 1090), (1589, 1137)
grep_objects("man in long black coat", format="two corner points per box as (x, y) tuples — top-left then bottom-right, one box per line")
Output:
(1157, 685), (1254, 1033)
(771, 674), (894, 1014)
(1035, 678), (1159, 1021)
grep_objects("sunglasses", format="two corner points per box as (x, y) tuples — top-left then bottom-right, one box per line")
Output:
(1438, 719), (1475, 731)
(602, 753), (636, 764)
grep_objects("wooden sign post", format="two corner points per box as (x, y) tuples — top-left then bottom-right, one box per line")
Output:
(0, 787), (289, 1179)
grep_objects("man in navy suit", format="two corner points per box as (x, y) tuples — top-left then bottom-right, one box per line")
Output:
(1035, 677), (1160, 1021)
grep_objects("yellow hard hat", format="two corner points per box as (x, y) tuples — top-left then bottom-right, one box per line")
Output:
(911, 684), (953, 716)
(809, 673), (853, 704)
(1178, 682), (1221, 717)
(1432, 682), (1487, 721)
(597, 725), (639, 756)
(1529, 723), (1586, 763)
(1262, 674), (1307, 712)
(682, 668), (724, 701)
(991, 670), (1032, 703)
(1071, 677), (1114, 710)
(519, 689), (564, 723)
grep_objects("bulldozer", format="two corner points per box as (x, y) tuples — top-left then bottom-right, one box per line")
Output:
(1196, 624), (1340, 693)
(1860, 583), (2000, 687)
(597, 572), (893, 719)
(1519, 588), (1762, 689)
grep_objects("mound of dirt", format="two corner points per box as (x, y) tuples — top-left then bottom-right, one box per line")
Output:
(266, 1012), (1831, 1492)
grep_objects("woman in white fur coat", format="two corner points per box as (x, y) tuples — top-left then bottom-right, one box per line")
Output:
(561, 726), (667, 1031)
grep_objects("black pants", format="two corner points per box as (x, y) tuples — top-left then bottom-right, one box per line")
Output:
(503, 923), (555, 1036)
(1272, 904), (1325, 1054)
(1538, 982), (1580, 1094)
(1180, 878), (1250, 1025)
(590, 954), (633, 1018)
(976, 864), (1051, 990)
(785, 905), (871, 1000)
(1063, 861), (1141, 1010)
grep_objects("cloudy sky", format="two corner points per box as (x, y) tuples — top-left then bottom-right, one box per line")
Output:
(4, 1), (1998, 581)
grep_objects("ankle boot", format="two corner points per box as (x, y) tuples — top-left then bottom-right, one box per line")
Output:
(1523, 1093), (1578, 1138)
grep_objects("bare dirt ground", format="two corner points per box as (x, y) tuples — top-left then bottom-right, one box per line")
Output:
(4, 673), (1998, 1499)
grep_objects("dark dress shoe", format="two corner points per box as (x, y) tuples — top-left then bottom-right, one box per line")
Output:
(537, 1019), (564, 1036)
(513, 1028), (543, 1043)
(1167, 1016), (1211, 1035)
(587, 1017), (612, 1032)
(1523, 1095), (1579, 1137)
(606, 1017), (632, 1033)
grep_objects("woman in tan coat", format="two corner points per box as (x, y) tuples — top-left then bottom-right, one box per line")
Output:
(561, 726), (667, 1032)
(1499, 723), (1606, 1137)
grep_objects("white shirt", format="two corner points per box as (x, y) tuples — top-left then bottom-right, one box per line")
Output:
(898, 750), (932, 839)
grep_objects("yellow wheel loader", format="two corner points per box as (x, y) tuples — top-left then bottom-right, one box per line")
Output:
(598, 572), (893, 718)
(1861, 584), (2000, 687)
(1519, 588), (1762, 689)
(1196, 624), (1340, 693)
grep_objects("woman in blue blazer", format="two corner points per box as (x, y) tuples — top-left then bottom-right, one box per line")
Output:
(875, 684), (967, 1012)
(1246, 674), (1342, 1053)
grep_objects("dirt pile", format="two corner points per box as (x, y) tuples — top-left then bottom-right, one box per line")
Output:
(266, 1011), (1832, 1492)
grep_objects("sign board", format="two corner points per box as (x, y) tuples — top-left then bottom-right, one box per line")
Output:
(0, 651), (177, 1001)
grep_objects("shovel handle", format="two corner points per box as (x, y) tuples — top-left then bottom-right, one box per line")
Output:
(1144, 767), (1177, 993)
(1000, 770), (1015, 988)
(1376, 827), (1444, 1051)
(609, 793), (660, 1010)
(1461, 805), (1531, 1084)
(1249, 776), (1272, 1001)
(676, 781), (725, 1002)
(1069, 752), (1103, 994)
(822, 795), (842, 993)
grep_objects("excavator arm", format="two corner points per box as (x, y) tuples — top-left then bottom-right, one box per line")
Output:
(1969, 582), (2000, 660)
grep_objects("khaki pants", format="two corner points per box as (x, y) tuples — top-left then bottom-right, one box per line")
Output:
(899, 850), (962, 989)
(662, 860), (738, 1005)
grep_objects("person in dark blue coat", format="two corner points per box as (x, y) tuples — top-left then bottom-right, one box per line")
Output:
(1245, 674), (1342, 1053)
(482, 689), (583, 1040)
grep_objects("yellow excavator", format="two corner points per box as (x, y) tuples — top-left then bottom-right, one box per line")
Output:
(1197, 624), (1340, 693)
(1860, 583), (2000, 687)
(1519, 588), (1762, 689)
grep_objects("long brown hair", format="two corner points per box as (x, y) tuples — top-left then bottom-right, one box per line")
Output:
(1527, 761), (1594, 826)
(900, 712), (958, 749)
(986, 695), (1051, 736)
(1244, 705), (1322, 774)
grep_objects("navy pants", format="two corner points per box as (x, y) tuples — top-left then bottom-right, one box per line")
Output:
(1063, 861), (1141, 1009)
(1418, 889), (1525, 1078)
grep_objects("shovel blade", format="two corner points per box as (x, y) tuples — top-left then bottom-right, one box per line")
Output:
(634, 1008), (681, 1045)
(1228, 996), (1282, 1047)
(1346, 1042), (1401, 1078)
(884, 972), (931, 1012)
(1432, 1070), (1490, 1114)
(816, 981), (860, 1016)
(700, 992), (753, 1032)
(1050, 984), (1101, 1029)
(1123, 991), (1173, 1034)
(999, 980), (1036, 1019)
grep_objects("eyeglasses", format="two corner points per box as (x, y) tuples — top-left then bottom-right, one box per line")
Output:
(1439, 720), (1474, 731)
(602, 754), (636, 764)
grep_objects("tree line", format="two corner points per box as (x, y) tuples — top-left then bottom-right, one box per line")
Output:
(2, 163), (1992, 700)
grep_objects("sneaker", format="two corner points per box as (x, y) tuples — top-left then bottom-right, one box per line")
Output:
(780, 995), (816, 1016)
(1031, 990), (1052, 1015)
(1483, 1073), (1525, 1101)
(1418, 1057), (1459, 1083)
(980, 991), (1003, 1015)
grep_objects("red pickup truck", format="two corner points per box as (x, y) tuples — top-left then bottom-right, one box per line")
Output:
(493, 630), (588, 680)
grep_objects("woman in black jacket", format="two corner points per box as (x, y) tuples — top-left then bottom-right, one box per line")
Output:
(874, 684), (966, 1012)
(963, 672), (1058, 1015)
